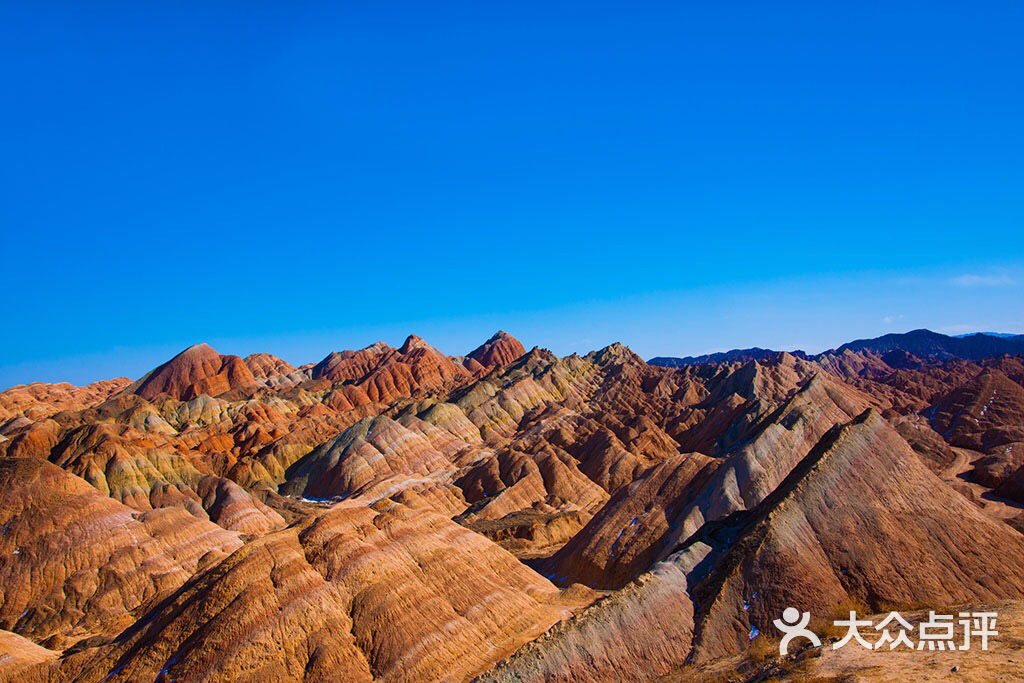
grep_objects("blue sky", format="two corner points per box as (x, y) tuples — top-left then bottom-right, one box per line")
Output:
(2, 1), (1022, 387)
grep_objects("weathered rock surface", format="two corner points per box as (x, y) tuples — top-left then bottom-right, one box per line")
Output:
(0, 378), (131, 421)
(930, 368), (1024, 450)
(243, 353), (297, 381)
(37, 499), (571, 683)
(311, 335), (471, 404)
(548, 366), (873, 590)
(0, 630), (57, 683)
(476, 561), (696, 683)
(0, 458), (242, 649)
(466, 331), (527, 371)
(478, 410), (1024, 680)
(130, 343), (258, 401)
(682, 409), (1024, 662)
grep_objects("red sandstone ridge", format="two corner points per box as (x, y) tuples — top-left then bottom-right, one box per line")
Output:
(311, 334), (472, 404)
(0, 378), (132, 421)
(0, 458), (243, 649)
(129, 343), (257, 401)
(465, 330), (527, 370)
(243, 353), (296, 381)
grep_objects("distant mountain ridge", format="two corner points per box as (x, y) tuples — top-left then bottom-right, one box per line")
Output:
(649, 347), (809, 368)
(955, 332), (1020, 339)
(649, 329), (1024, 367)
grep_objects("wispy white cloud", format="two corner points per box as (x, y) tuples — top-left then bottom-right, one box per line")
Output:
(950, 274), (1015, 287)
(882, 314), (904, 324)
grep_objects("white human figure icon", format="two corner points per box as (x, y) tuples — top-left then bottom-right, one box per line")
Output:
(773, 607), (821, 656)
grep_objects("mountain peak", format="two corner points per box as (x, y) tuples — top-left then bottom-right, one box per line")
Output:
(589, 342), (644, 366)
(466, 331), (526, 369)
(133, 342), (255, 401)
(399, 334), (431, 354)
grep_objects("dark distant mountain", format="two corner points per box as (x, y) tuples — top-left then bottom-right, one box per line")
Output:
(835, 329), (1024, 360)
(649, 330), (1024, 367)
(649, 347), (808, 367)
(955, 332), (1020, 339)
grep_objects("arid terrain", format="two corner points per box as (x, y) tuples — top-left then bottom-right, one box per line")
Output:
(2, 329), (1024, 682)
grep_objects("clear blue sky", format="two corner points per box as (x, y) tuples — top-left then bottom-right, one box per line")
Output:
(2, 1), (1022, 388)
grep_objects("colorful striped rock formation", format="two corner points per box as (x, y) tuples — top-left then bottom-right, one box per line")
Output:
(2, 331), (1024, 681)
